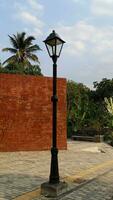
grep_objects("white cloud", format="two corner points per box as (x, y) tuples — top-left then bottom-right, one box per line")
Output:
(57, 21), (113, 70)
(55, 21), (113, 88)
(30, 27), (43, 38)
(91, 0), (113, 16)
(56, 21), (113, 63)
(13, 1), (44, 37)
(56, 21), (95, 56)
(27, 0), (44, 12)
(19, 11), (43, 27)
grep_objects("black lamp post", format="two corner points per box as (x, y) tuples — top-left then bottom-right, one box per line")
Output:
(44, 30), (65, 184)
(41, 31), (67, 197)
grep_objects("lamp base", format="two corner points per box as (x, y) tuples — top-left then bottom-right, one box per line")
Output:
(41, 181), (68, 198)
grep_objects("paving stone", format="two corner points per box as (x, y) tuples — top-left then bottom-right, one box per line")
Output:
(59, 170), (113, 200)
(0, 141), (113, 199)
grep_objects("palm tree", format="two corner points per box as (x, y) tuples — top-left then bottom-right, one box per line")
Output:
(2, 32), (41, 67)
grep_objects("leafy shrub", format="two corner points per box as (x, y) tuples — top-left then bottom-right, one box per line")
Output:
(0, 63), (43, 76)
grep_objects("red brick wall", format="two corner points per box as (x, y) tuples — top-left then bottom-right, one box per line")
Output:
(0, 74), (67, 151)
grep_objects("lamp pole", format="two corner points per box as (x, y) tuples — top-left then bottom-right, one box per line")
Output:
(41, 31), (67, 197)
(49, 54), (59, 184)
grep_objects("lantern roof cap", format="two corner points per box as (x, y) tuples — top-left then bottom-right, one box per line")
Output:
(43, 30), (65, 44)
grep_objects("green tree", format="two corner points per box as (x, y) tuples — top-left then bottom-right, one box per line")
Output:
(85, 100), (107, 130)
(0, 62), (43, 76)
(24, 64), (43, 75)
(67, 80), (90, 137)
(84, 78), (113, 131)
(2, 32), (41, 67)
(93, 78), (113, 101)
(104, 97), (113, 145)
(67, 78), (113, 139)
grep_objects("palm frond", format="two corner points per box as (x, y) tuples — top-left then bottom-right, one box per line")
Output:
(19, 32), (26, 48)
(3, 55), (17, 65)
(26, 44), (41, 52)
(13, 33), (26, 48)
(2, 48), (17, 54)
(8, 35), (18, 49)
(21, 32), (26, 40)
(23, 59), (32, 68)
(27, 53), (39, 63)
(24, 36), (35, 47)
(13, 34), (18, 46)
(14, 32), (24, 49)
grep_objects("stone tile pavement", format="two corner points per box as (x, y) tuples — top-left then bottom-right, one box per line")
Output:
(63, 168), (113, 200)
(0, 141), (113, 199)
(35, 169), (113, 200)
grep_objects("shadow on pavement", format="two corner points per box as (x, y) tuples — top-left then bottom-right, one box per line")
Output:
(0, 173), (46, 199)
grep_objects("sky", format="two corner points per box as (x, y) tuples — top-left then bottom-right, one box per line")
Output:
(1, 0), (113, 89)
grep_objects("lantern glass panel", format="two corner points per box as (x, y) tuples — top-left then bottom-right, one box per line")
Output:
(56, 43), (63, 57)
(46, 44), (53, 57)
(46, 38), (63, 57)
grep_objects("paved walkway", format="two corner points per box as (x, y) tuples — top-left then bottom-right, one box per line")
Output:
(61, 169), (113, 200)
(0, 141), (113, 199)
(35, 169), (113, 200)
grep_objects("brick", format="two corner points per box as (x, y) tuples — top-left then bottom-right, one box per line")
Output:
(0, 74), (67, 151)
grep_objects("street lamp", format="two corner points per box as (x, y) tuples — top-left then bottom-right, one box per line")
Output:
(41, 30), (67, 197)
